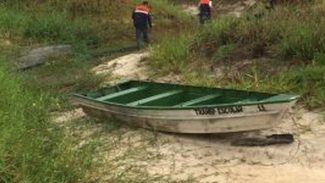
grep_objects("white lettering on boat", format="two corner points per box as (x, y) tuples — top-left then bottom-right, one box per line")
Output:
(194, 108), (216, 115)
(194, 106), (243, 115)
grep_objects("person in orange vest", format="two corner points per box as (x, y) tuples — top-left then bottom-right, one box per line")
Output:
(199, 0), (212, 24)
(132, 1), (152, 49)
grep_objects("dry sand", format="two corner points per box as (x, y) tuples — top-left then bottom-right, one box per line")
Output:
(141, 109), (325, 183)
(182, 0), (257, 18)
(56, 106), (325, 182)
(92, 52), (150, 83)
(215, 0), (256, 17)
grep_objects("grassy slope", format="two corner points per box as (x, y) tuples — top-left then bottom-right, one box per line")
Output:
(0, 0), (322, 181)
(0, 61), (94, 182)
(150, 0), (325, 109)
(0, 0), (192, 182)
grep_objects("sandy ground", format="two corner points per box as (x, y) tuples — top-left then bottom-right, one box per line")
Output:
(53, 53), (325, 183)
(92, 52), (150, 83)
(182, 5), (200, 16)
(182, 0), (257, 18)
(216, 0), (256, 17)
(142, 109), (325, 183)
(56, 106), (325, 182)
(92, 52), (182, 84)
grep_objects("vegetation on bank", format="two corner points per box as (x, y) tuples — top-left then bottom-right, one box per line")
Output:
(1, 0), (324, 182)
(0, 7), (97, 44)
(1, 0), (192, 49)
(150, 1), (325, 109)
(0, 0), (192, 182)
(0, 61), (93, 182)
(0, 0), (193, 93)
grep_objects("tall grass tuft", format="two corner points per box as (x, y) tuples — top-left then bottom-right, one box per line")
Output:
(150, 34), (193, 74)
(0, 60), (90, 182)
(283, 65), (325, 108)
(274, 5), (325, 60)
(0, 7), (99, 46)
(189, 4), (325, 61)
(151, 2), (325, 64)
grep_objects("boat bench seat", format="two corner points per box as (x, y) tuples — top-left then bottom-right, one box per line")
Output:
(96, 86), (147, 101)
(127, 90), (183, 106)
(261, 94), (297, 102)
(174, 94), (221, 107)
(234, 98), (255, 104)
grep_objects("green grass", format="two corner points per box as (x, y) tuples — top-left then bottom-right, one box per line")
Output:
(149, 2), (325, 108)
(0, 7), (98, 46)
(282, 65), (325, 108)
(22, 56), (105, 93)
(180, 61), (325, 109)
(212, 44), (238, 63)
(21, 56), (107, 111)
(150, 34), (193, 75)
(190, 5), (325, 61)
(0, 60), (92, 182)
(1, 0), (322, 182)
(0, 0), (198, 182)
(1, 0), (193, 57)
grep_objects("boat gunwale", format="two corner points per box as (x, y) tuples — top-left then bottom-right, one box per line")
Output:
(72, 97), (282, 120)
(72, 94), (297, 110)
(72, 80), (299, 110)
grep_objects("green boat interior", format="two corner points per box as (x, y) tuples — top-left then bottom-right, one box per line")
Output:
(78, 80), (297, 108)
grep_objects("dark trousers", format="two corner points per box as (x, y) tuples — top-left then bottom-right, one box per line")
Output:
(199, 4), (211, 24)
(135, 27), (149, 48)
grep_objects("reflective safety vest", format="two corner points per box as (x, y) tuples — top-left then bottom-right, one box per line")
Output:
(134, 4), (150, 15)
(200, 0), (210, 5)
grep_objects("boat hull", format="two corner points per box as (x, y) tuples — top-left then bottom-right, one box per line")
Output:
(72, 97), (296, 133)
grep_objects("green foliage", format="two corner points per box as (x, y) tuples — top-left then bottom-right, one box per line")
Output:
(182, 71), (217, 87)
(275, 7), (325, 60)
(22, 57), (103, 92)
(1, 0), (193, 50)
(149, 0), (193, 22)
(145, 0), (194, 43)
(189, 5), (325, 61)
(0, 61), (91, 182)
(180, 61), (325, 108)
(150, 2), (325, 108)
(193, 17), (238, 51)
(0, 0), (203, 182)
(49, 0), (133, 17)
(283, 65), (325, 108)
(24, 13), (97, 44)
(0, 7), (98, 45)
(314, 53), (325, 65)
(212, 44), (238, 63)
(150, 34), (193, 74)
